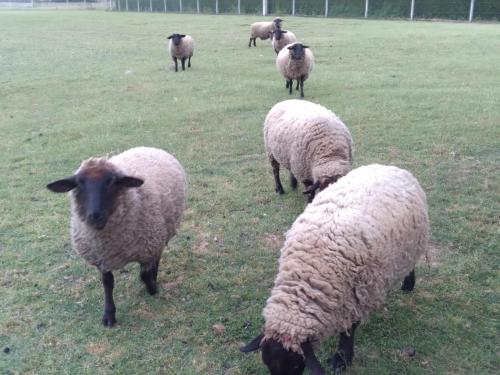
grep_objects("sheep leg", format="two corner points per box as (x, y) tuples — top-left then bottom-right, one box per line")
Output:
(290, 174), (298, 189)
(288, 79), (293, 95)
(295, 80), (299, 91)
(181, 58), (186, 71)
(140, 261), (159, 295)
(253, 38), (256, 47)
(330, 322), (358, 372)
(270, 157), (285, 194)
(299, 77), (305, 98)
(172, 57), (178, 72)
(188, 56), (191, 68)
(101, 271), (117, 327)
(401, 269), (416, 292)
(285, 80), (290, 89)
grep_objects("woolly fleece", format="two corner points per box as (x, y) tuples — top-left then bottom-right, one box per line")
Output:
(276, 42), (314, 82)
(168, 35), (195, 59)
(272, 30), (297, 54)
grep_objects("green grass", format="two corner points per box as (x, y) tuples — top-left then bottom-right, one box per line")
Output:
(0, 9), (499, 375)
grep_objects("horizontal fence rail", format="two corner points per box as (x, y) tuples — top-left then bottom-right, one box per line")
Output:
(1, 0), (498, 21)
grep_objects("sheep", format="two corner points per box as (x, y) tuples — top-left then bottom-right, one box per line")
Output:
(263, 99), (353, 202)
(167, 33), (195, 72)
(271, 28), (297, 54)
(46, 147), (187, 327)
(249, 17), (282, 47)
(276, 42), (314, 98)
(241, 164), (430, 374)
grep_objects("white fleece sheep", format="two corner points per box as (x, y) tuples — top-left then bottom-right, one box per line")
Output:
(249, 17), (282, 47)
(276, 42), (314, 97)
(47, 147), (187, 327)
(241, 164), (429, 374)
(167, 33), (195, 72)
(263, 99), (353, 202)
(271, 29), (297, 54)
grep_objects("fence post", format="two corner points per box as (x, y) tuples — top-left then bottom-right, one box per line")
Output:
(31, 0), (34, 8)
(164, 0), (166, 12)
(196, 0), (199, 13)
(216, 0), (218, 14)
(136, 0), (139, 12)
(84, 0), (87, 8)
(364, 0), (369, 18)
(126, 0), (128, 11)
(292, 0), (295, 16)
(325, 0), (328, 17)
(410, 0), (415, 20)
(117, 0), (120, 11)
(468, 0), (475, 22)
(238, 0), (240, 14)
(262, 0), (267, 16)
(150, 0), (152, 12)
(179, 0), (182, 12)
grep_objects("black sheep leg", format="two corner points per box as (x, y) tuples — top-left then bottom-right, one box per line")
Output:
(181, 58), (186, 71)
(101, 271), (117, 327)
(140, 259), (159, 295)
(330, 322), (358, 372)
(402, 269), (416, 292)
(290, 173), (298, 189)
(172, 57), (178, 72)
(253, 38), (256, 47)
(288, 79), (293, 94)
(299, 77), (305, 98)
(271, 156), (284, 194)
(188, 56), (191, 68)
(285, 80), (290, 89)
(295, 80), (300, 91)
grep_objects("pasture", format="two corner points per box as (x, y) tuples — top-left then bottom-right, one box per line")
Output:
(0, 9), (499, 374)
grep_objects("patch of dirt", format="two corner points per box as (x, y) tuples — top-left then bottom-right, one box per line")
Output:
(194, 240), (210, 254)
(260, 233), (284, 250)
(163, 275), (185, 291)
(419, 240), (454, 267)
(86, 341), (108, 356)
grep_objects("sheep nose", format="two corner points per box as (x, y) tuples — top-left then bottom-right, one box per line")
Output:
(87, 212), (106, 229)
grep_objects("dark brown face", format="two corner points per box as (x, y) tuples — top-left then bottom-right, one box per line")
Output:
(168, 33), (186, 46)
(288, 43), (309, 60)
(47, 166), (143, 230)
(261, 339), (305, 375)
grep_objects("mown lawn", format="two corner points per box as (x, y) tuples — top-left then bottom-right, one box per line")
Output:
(0, 9), (498, 375)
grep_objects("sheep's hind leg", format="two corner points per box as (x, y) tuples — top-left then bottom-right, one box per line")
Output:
(172, 57), (178, 72)
(140, 260), (159, 295)
(101, 271), (117, 327)
(188, 56), (191, 68)
(330, 322), (358, 372)
(295, 80), (299, 91)
(290, 173), (298, 189)
(270, 157), (284, 194)
(401, 269), (416, 292)
(285, 80), (290, 89)
(288, 79), (293, 94)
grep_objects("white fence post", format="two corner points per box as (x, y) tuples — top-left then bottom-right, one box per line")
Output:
(292, 0), (295, 16)
(410, 0), (415, 20)
(216, 0), (218, 14)
(164, 0), (166, 12)
(262, 0), (267, 16)
(136, 0), (139, 11)
(197, 0), (199, 13)
(179, 0), (182, 13)
(150, 0), (152, 12)
(117, 0), (120, 11)
(84, 0), (87, 8)
(238, 0), (240, 14)
(364, 0), (369, 18)
(469, 0), (475, 22)
(325, 0), (328, 17)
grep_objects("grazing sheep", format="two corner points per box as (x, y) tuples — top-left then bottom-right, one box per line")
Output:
(271, 28), (297, 54)
(249, 17), (282, 47)
(276, 42), (314, 98)
(263, 99), (353, 202)
(241, 164), (430, 374)
(167, 33), (195, 72)
(47, 147), (187, 327)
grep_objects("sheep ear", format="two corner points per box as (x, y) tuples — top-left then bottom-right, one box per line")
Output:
(180, 34), (186, 38)
(303, 181), (320, 195)
(303, 45), (309, 49)
(117, 176), (144, 188)
(287, 45), (294, 50)
(282, 30), (288, 34)
(167, 34), (174, 39)
(240, 334), (264, 353)
(47, 177), (77, 193)
(302, 342), (325, 375)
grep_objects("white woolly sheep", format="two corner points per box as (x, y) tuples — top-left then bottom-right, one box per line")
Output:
(47, 147), (187, 327)
(167, 33), (195, 72)
(276, 42), (314, 98)
(249, 17), (282, 47)
(263, 99), (353, 202)
(241, 164), (430, 374)
(271, 28), (297, 54)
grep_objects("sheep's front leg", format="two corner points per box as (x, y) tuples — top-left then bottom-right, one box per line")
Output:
(290, 173), (298, 189)
(299, 77), (305, 98)
(140, 260), (159, 295)
(402, 269), (416, 292)
(172, 57), (178, 72)
(330, 322), (358, 372)
(270, 156), (284, 194)
(101, 271), (117, 327)
(181, 58), (186, 71)
(295, 80), (300, 91)
(288, 79), (293, 94)
(188, 56), (191, 68)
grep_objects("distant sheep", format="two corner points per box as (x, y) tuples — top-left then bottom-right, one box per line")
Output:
(242, 164), (430, 374)
(276, 42), (314, 98)
(263, 99), (353, 202)
(47, 147), (187, 327)
(167, 33), (195, 72)
(271, 28), (297, 54)
(249, 17), (282, 47)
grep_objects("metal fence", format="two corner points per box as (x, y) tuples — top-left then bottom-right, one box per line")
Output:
(1, 0), (498, 21)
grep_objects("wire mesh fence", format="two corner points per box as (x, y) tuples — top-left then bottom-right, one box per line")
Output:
(1, 0), (498, 21)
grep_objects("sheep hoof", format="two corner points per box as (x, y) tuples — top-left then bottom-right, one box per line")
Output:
(102, 312), (117, 328)
(330, 352), (348, 372)
(145, 282), (158, 295)
(275, 187), (285, 194)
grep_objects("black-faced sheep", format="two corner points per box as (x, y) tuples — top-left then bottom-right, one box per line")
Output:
(249, 17), (282, 47)
(241, 164), (429, 374)
(167, 33), (195, 72)
(263, 99), (353, 202)
(276, 42), (314, 98)
(271, 28), (297, 54)
(47, 147), (187, 327)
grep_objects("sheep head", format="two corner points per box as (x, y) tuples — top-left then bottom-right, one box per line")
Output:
(167, 33), (186, 46)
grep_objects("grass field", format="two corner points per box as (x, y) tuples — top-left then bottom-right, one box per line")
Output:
(0, 9), (499, 375)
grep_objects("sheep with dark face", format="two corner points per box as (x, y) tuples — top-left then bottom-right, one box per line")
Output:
(276, 42), (314, 98)
(47, 147), (187, 327)
(271, 28), (297, 54)
(249, 17), (282, 47)
(241, 164), (429, 374)
(167, 33), (194, 72)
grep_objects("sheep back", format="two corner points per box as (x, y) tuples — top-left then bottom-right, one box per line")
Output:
(263, 164), (429, 352)
(70, 147), (187, 272)
(250, 21), (276, 40)
(276, 43), (314, 81)
(263, 99), (353, 185)
(169, 35), (195, 59)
